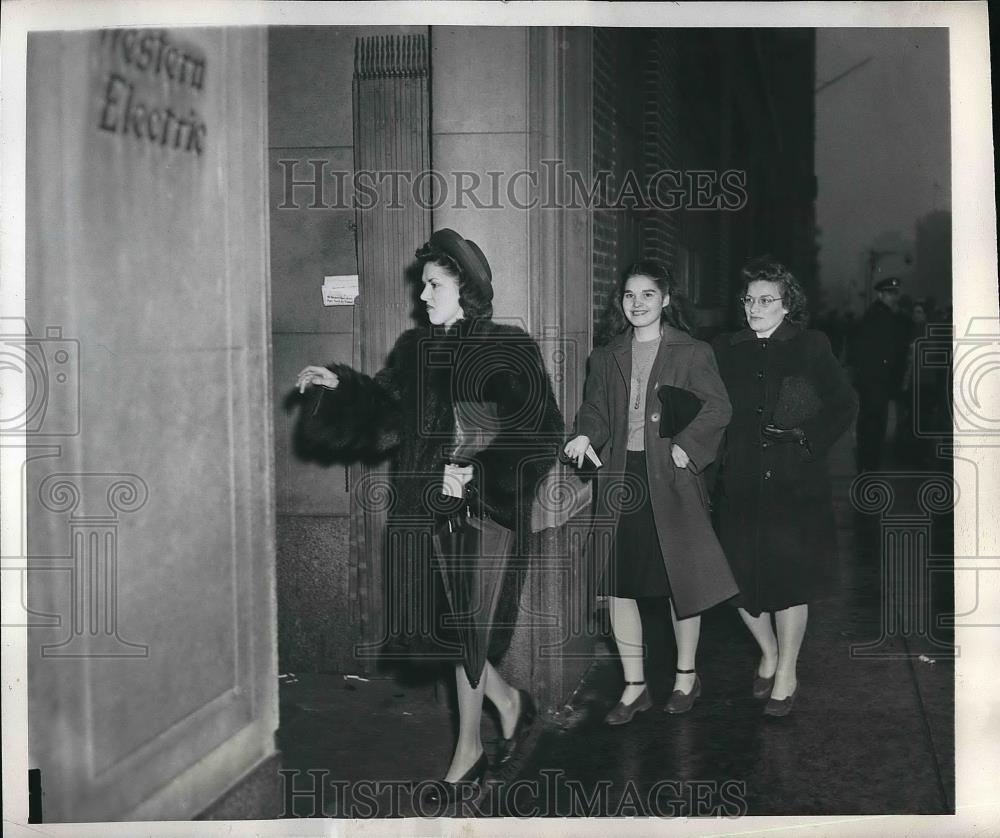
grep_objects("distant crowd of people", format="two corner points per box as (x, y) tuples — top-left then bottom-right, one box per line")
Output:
(811, 278), (952, 472)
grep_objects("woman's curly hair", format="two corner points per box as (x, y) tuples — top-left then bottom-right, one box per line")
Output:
(414, 242), (493, 320)
(739, 256), (809, 326)
(596, 260), (696, 345)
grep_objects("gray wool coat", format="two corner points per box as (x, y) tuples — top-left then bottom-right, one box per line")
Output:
(574, 325), (739, 618)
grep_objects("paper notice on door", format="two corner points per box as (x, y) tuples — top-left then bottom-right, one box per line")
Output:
(323, 275), (359, 306)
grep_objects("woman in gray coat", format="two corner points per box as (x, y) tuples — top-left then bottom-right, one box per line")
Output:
(565, 261), (738, 722)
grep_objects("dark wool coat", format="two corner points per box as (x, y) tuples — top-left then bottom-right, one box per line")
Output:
(711, 320), (859, 616)
(847, 299), (910, 394)
(574, 326), (739, 619)
(297, 317), (565, 661)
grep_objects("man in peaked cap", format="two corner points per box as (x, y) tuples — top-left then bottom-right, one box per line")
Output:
(848, 276), (912, 471)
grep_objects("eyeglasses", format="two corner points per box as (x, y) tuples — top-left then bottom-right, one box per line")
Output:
(740, 295), (785, 309)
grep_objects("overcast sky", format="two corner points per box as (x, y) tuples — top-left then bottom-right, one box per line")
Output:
(814, 28), (950, 310)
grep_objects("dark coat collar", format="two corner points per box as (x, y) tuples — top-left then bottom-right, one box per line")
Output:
(728, 318), (803, 344)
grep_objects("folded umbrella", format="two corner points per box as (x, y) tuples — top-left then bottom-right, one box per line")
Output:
(432, 508), (514, 689)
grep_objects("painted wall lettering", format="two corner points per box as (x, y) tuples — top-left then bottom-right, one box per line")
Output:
(96, 29), (208, 156)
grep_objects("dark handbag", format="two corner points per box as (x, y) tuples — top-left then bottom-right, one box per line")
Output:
(772, 376), (824, 429)
(656, 385), (704, 438)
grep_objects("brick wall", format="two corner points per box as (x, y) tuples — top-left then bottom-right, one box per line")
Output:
(642, 32), (679, 271)
(591, 29), (816, 334)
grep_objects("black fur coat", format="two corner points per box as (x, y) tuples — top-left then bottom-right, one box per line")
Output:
(297, 317), (565, 662)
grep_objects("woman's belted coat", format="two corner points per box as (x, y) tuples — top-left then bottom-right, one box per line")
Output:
(711, 320), (858, 616)
(574, 325), (739, 619)
(296, 317), (565, 661)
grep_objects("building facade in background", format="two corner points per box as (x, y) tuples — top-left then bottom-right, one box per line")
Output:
(19, 24), (824, 821)
(592, 28), (817, 337)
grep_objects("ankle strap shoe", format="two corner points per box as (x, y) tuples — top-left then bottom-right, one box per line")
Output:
(665, 671), (701, 715)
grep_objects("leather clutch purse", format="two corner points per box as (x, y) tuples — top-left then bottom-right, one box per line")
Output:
(656, 385), (704, 439)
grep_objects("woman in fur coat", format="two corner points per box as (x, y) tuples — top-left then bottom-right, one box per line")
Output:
(295, 229), (564, 799)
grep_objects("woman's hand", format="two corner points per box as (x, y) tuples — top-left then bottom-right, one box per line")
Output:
(671, 443), (690, 469)
(563, 435), (591, 468)
(296, 365), (339, 393)
(442, 462), (475, 498)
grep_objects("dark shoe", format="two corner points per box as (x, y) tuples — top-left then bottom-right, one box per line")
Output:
(752, 671), (776, 700)
(604, 684), (653, 725)
(419, 751), (488, 808)
(764, 684), (799, 717)
(494, 689), (537, 768)
(665, 674), (701, 715)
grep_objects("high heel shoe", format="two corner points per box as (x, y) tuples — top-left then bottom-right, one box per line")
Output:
(604, 681), (653, 725)
(495, 689), (537, 767)
(419, 750), (489, 808)
(664, 669), (701, 715)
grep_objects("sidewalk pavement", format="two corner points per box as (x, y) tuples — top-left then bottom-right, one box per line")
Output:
(277, 431), (954, 817)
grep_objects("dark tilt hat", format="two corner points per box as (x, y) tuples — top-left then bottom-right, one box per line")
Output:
(427, 228), (493, 303)
(875, 276), (901, 292)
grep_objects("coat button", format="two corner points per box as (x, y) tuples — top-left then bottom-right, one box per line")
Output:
(755, 406), (763, 415)
(650, 413), (660, 422)
(764, 469), (772, 479)
(757, 371), (765, 379)
(761, 441), (771, 449)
